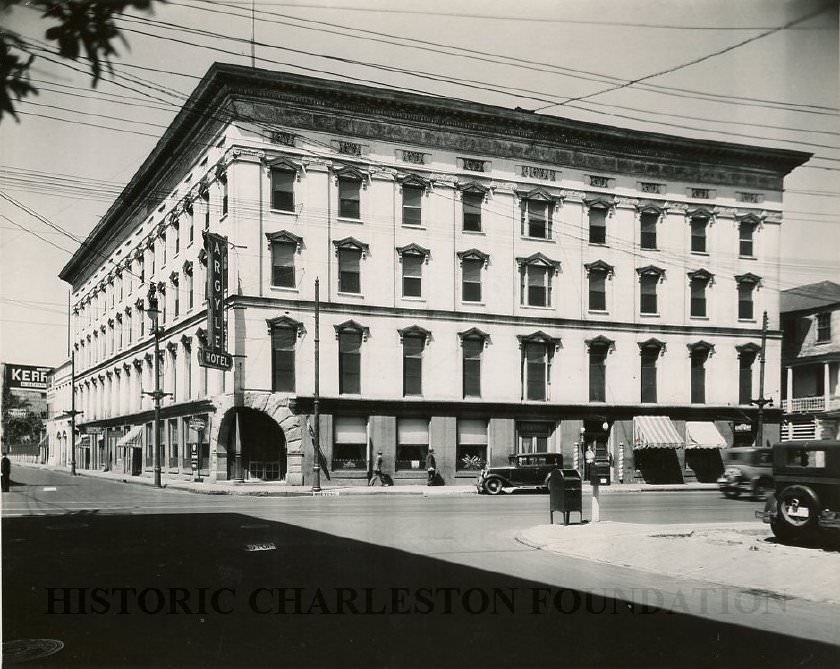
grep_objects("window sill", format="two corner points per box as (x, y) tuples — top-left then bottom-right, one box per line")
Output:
(588, 242), (609, 248)
(690, 315), (709, 320)
(691, 251), (709, 257)
(270, 285), (299, 293)
(521, 304), (553, 310)
(639, 312), (660, 318)
(401, 296), (425, 302)
(331, 470), (368, 479)
(461, 301), (485, 306)
(738, 255), (757, 260)
(336, 292), (364, 299)
(738, 318), (757, 324)
(588, 309), (609, 315)
(270, 208), (298, 216)
(461, 230), (485, 236)
(640, 247), (659, 252)
(402, 224), (425, 230)
(520, 236), (554, 243)
(337, 217), (363, 225)
(455, 471), (481, 478)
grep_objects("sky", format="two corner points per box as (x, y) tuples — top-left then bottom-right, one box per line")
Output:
(1, 0), (838, 369)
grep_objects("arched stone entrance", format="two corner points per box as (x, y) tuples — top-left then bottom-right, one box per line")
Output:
(211, 392), (304, 484)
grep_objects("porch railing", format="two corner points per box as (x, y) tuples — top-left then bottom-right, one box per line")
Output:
(782, 396), (827, 413)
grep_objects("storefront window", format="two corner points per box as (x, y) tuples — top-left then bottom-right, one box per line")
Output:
(332, 416), (367, 470)
(457, 419), (487, 471)
(396, 418), (429, 471)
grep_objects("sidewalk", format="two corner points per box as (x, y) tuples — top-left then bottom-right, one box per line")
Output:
(517, 521), (840, 606)
(16, 461), (718, 497)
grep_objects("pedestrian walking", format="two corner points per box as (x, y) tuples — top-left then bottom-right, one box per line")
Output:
(369, 450), (389, 486)
(425, 448), (437, 486)
(1, 452), (11, 492)
(584, 444), (595, 480)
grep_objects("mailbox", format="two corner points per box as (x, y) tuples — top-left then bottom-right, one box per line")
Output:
(590, 460), (611, 486)
(548, 469), (583, 525)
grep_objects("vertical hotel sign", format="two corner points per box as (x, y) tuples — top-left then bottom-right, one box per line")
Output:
(199, 232), (233, 371)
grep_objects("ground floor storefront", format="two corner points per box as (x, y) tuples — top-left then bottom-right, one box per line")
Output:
(74, 394), (781, 486)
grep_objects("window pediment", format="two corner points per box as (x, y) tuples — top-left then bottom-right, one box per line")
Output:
(584, 197), (614, 212)
(266, 156), (305, 180)
(181, 334), (192, 348)
(333, 237), (369, 257)
(333, 165), (369, 189)
(687, 207), (715, 222)
(156, 281), (166, 294)
(397, 172), (432, 191)
(334, 320), (370, 341)
(584, 259), (614, 277)
(517, 187), (560, 203)
(398, 324), (431, 345)
(266, 316), (305, 338)
(637, 203), (664, 217)
(166, 341), (178, 354)
(196, 327), (208, 344)
(183, 260), (193, 275)
(688, 268), (714, 284)
(735, 342), (761, 357)
(736, 212), (763, 224)
(687, 340), (715, 355)
(457, 248), (490, 267)
(735, 272), (762, 286)
(265, 230), (303, 252)
(516, 252), (561, 272)
(638, 338), (667, 354)
(456, 181), (491, 198)
(133, 358), (143, 370)
(458, 327), (491, 345)
(516, 331), (561, 349)
(585, 335), (615, 353)
(396, 243), (431, 262)
(134, 298), (145, 310)
(636, 265), (666, 280)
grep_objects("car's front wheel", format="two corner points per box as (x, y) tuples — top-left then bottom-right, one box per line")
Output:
(776, 484), (820, 541)
(483, 477), (504, 495)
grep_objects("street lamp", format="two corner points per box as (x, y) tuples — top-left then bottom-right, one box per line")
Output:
(142, 284), (170, 488)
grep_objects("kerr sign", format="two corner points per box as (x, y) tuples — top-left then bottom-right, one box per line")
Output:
(200, 231), (233, 371)
(4, 364), (51, 391)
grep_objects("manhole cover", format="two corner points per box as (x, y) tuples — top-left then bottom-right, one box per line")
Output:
(3, 639), (64, 664)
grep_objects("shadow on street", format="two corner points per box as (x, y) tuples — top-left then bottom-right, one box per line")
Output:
(3, 512), (838, 667)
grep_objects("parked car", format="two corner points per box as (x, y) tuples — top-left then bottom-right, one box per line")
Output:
(477, 453), (563, 495)
(716, 446), (773, 500)
(757, 440), (840, 543)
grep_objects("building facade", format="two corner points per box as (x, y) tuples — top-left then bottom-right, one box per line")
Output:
(45, 360), (75, 467)
(58, 64), (810, 486)
(781, 281), (840, 441)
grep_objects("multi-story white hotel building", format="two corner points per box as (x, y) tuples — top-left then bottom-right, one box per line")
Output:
(57, 64), (810, 486)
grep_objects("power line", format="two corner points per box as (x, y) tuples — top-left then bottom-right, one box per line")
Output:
(0, 214), (75, 255)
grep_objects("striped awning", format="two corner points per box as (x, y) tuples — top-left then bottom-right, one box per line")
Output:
(685, 421), (727, 450)
(633, 415), (683, 450)
(116, 425), (144, 449)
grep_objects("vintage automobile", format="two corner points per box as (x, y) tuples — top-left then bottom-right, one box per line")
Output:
(757, 440), (840, 543)
(716, 446), (774, 500)
(477, 452), (563, 494)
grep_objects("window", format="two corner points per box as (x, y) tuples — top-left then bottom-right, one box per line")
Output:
(690, 274), (708, 318)
(462, 337), (482, 398)
(520, 264), (552, 307)
(202, 189), (210, 230)
(338, 248), (361, 294)
(184, 342), (192, 400)
(396, 418), (429, 471)
(816, 312), (831, 342)
(333, 416), (367, 471)
(690, 346), (710, 404)
(271, 169), (295, 211)
(187, 206), (194, 245)
(126, 311), (132, 344)
(271, 327), (296, 392)
(172, 277), (180, 318)
(462, 258), (482, 302)
(186, 271), (193, 310)
(402, 185), (422, 226)
(739, 350), (756, 404)
(589, 269), (607, 311)
(140, 255), (146, 283)
(168, 419), (180, 469)
(338, 177), (361, 219)
(462, 192), (482, 232)
(640, 346), (659, 403)
(521, 198), (551, 239)
(639, 274), (659, 314)
(457, 419), (487, 471)
(739, 221), (756, 257)
(640, 211), (658, 249)
(271, 242), (296, 288)
(338, 331), (362, 395)
(173, 223), (180, 255)
(690, 216), (708, 253)
(588, 342), (608, 402)
(402, 334), (424, 396)
(402, 255), (423, 298)
(524, 342), (548, 401)
(161, 233), (167, 266)
(738, 282), (755, 320)
(518, 421), (551, 453)
(588, 205), (607, 244)
(221, 178), (229, 217)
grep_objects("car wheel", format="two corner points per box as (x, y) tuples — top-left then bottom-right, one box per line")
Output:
(776, 484), (820, 539)
(722, 488), (741, 499)
(483, 477), (504, 495)
(752, 480), (771, 502)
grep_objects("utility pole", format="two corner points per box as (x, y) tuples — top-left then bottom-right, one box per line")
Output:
(312, 277), (322, 493)
(66, 350), (81, 476)
(142, 285), (171, 488)
(751, 311), (772, 449)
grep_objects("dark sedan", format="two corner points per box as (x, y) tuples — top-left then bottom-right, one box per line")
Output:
(477, 453), (563, 494)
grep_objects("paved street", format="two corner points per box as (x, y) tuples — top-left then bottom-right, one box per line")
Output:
(3, 465), (839, 667)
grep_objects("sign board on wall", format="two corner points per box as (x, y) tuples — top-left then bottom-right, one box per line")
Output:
(199, 231), (233, 371)
(4, 364), (51, 391)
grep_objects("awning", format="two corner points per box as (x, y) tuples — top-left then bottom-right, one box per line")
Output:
(116, 425), (144, 449)
(685, 421), (727, 450)
(633, 416), (683, 450)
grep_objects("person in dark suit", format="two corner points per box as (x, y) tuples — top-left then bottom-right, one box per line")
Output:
(369, 450), (389, 486)
(1, 452), (11, 492)
(425, 449), (436, 486)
